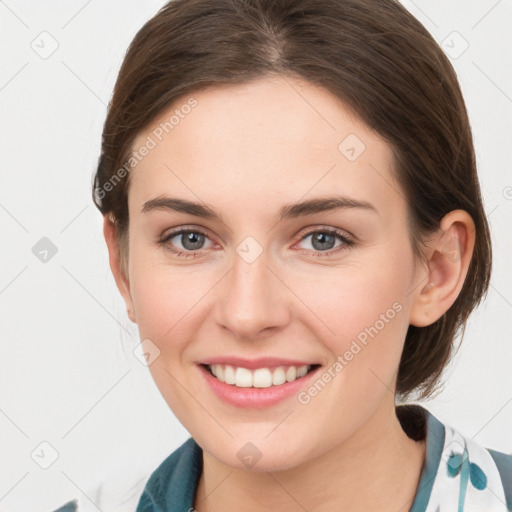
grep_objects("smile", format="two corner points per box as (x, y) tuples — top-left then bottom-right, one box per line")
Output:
(197, 354), (323, 408)
(205, 363), (317, 388)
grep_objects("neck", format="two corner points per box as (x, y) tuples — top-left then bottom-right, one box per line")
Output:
(194, 401), (426, 512)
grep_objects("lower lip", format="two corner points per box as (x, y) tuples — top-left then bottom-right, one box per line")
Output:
(198, 364), (321, 409)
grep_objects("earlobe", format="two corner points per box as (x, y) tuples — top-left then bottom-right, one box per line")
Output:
(409, 210), (475, 327)
(103, 215), (137, 323)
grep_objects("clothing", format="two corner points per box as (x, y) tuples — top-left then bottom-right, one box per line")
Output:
(135, 404), (512, 512)
(52, 502), (78, 512)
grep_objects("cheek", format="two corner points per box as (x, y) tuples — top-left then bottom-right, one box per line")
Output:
(130, 263), (204, 343)
(292, 256), (412, 340)
(128, 259), (207, 414)
(127, 224), (209, 332)
(288, 251), (414, 392)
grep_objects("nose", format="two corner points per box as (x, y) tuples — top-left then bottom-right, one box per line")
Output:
(215, 248), (292, 341)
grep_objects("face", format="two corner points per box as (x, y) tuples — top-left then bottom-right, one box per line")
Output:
(119, 75), (426, 471)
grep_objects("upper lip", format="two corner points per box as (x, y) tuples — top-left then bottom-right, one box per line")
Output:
(198, 356), (319, 369)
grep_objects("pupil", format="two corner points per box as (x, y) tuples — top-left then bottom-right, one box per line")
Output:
(183, 232), (204, 250)
(313, 233), (335, 251)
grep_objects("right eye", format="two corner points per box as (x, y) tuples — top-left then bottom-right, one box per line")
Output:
(158, 228), (214, 258)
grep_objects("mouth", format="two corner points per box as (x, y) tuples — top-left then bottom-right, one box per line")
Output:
(200, 363), (321, 388)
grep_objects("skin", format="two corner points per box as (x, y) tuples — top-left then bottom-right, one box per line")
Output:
(104, 75), (475, 511)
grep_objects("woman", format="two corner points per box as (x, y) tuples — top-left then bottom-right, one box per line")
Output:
(91, 0), (511, 510)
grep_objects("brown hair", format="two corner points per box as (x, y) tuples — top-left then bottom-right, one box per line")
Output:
(92, 0), (492, 400)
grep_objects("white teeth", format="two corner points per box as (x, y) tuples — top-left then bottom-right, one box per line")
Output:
(224, 364), (236, 385)
(285, 366), (296, 382)
(234, 367), (252, 387)
(296, 365), (308, 378)
(272, 366), (286, 385)
(207, 364), (313, 388)
(253, 368), (272, 388)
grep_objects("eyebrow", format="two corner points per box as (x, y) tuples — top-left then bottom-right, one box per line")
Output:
(141, 195), (377, 221)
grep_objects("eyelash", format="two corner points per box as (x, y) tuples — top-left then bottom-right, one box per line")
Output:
(157, 226), (355, 259)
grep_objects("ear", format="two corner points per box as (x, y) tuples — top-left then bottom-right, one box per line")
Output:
(103, 215), (137, 323)
(409, 210), (476, 327)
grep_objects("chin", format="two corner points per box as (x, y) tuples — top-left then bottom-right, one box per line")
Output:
(200, 435), (313, 473)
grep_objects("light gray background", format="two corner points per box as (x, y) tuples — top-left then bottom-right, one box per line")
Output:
(1, 1), (511, 511)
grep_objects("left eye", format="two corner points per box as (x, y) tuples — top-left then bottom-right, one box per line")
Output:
(294, 228), (354, 256)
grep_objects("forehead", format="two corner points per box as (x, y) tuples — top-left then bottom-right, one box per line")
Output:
(128, 76), (404, 222)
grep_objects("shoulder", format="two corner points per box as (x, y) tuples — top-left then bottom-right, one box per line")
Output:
(136, 437), (203, 512)
(437, 414), (512, 511)
(143, 437), (199, 494)
(399, 404), (512, 511)
(481, 446), (512, 510)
